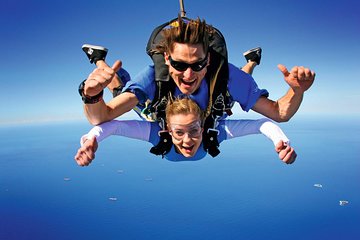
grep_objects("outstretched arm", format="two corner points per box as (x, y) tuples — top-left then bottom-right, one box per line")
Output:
(252, 64), (315, 122)
(259, 120), (297, 164)
(224, 118), (297, 164)
(74, 120), (151, 166)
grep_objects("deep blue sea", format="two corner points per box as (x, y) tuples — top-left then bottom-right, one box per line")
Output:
(1, 116), (359, 240)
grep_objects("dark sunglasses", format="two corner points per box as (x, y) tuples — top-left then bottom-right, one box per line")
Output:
(168, 55), (208, 72)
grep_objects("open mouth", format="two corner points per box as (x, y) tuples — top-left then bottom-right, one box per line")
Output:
(182, 145), (194, 153)
(180, 78), (196, 88)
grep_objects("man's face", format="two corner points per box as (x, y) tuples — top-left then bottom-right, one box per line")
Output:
(168, 113), (203, 158)
(165, 43), (209, 95)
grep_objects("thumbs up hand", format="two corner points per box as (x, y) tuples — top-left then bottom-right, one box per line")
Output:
(277, 64), (315, 94)
(83, 60), (122, 97)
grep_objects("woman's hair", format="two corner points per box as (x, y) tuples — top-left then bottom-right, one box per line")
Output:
(165, 96), (204, 125)
(159, 15), (212, 54)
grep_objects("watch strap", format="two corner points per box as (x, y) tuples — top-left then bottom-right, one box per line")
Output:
(78, 79), (104, 104)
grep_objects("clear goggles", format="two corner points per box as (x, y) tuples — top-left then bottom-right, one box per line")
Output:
(168, 121), (202, 141)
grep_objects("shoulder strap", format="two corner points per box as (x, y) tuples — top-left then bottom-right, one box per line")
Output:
(202, 28), (231, 157)
(146, 18), (178, 121)
(149, 129), (173, 158)
(148, 92), (174, 157)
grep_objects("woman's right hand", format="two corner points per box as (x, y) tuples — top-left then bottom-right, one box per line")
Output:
(74, 136), (98, 166)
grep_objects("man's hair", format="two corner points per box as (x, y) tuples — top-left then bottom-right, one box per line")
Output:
(161, 16), (212, 54)
(165, 96), (204, 125)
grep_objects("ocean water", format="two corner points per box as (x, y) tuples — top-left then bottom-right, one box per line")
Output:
(1, 116), (359, 240)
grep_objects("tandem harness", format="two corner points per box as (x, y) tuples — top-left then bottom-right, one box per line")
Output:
(146, 17), (233, 158)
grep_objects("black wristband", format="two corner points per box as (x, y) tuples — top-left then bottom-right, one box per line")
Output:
(112, 85), (123, 98)
(78, 79), (104, 104)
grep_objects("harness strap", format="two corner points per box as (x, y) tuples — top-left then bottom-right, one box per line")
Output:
(151, 95), (169, 121)
(149, 131), (173, 158)
(203, 128), (221, 157)
(202, 55), (227, 157)
(202, 93), (225, 157)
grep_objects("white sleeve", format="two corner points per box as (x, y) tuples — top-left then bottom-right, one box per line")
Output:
(80, 120), (151, 146)
(259, 120), (290, 146)
(224, 118), (290, 146)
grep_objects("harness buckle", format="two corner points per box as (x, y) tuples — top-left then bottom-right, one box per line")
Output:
(158, 130), (169, 137)
(207, 128), (219, 136)
(158, 129), (169, 137)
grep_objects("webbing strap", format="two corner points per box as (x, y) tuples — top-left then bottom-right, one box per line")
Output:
(203, 128), (220, 157)
(149, 131), (173, 158)
(204, 57), (224, 119)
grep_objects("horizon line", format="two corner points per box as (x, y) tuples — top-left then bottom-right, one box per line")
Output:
(1, 112), (359, 127)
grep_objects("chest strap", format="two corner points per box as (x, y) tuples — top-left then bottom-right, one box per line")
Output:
(203, 93), (225, 157)
(149, 130), (172, 158)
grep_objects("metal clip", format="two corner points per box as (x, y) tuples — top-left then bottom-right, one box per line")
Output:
(207, 128), (219, 135)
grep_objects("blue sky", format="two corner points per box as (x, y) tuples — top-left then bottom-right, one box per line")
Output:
(1, 0), (359, 125)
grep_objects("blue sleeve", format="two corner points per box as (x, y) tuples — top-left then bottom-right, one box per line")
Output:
(217, 121), (228, 143)
(148, 122), (161, 146)
(117, 68), (131, 84)
(228, 63), (269, 112)
(122, 65), (156, 104)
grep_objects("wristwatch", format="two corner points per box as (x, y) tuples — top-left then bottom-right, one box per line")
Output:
(78, 79), (104, 104)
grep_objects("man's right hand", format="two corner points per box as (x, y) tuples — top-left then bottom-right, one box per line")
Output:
(84, 60), (122, 97)
(82, 59), (139, 125)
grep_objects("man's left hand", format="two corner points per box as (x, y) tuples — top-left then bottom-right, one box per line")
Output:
(278, 64), (315, 93)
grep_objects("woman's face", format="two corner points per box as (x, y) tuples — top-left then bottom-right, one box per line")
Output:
(167, 112), (203, 158)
